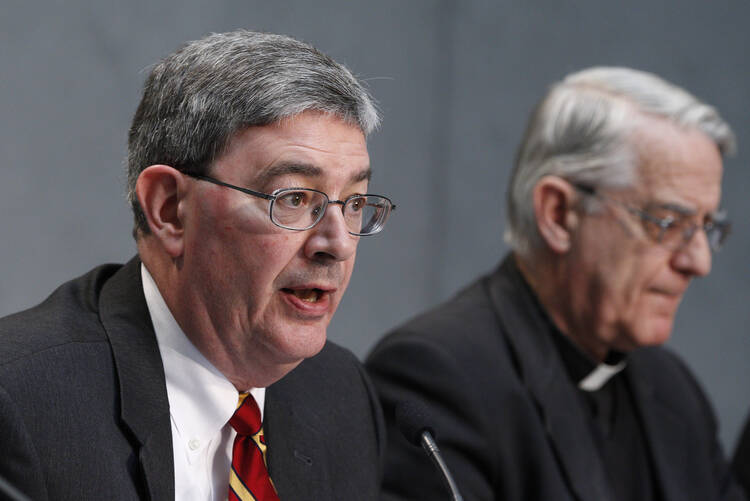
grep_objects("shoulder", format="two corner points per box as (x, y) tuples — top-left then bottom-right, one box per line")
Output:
(274, 341), (374, 407)
(367, 269), (519, 396)
(372, 273), (501, 358)
(630, 346), (717, 426)
(0, 263), (123, 367)
(366, 271), (525, 438)
(271, 341), (383, 443)
(402, 275), (495, 333)
(630, 345), (706, 393)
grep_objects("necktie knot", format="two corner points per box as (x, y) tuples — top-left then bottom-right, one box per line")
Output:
(229, 393), (261, 436)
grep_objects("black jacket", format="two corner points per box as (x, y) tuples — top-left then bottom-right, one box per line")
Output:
(0, 257), (384, 500)
(367, 255), (744, 501)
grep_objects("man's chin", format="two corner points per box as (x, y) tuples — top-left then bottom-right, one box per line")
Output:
(633, 316), (674, 348)
(270, 324), (328, 363)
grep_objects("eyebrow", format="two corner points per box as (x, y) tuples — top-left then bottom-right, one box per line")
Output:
(648, 202), (696, 216)
(647, 202), (728, 222)
(352, 168), (372, 183)
(255, 161), (372, 187)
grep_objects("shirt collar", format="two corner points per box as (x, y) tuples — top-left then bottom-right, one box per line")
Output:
(140, 264), (266, 444)
(577, 352), (627, 391)
(550, 327), (628, 392)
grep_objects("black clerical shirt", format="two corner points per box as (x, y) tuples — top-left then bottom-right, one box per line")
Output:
(549, 324), (660, 501)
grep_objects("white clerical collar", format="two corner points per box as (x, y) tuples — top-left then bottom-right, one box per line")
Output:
(577, 355), (627, 392)
(140, 264), (266, 454)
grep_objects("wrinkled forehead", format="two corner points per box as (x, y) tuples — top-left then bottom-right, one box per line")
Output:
(630, 118), (723, 211)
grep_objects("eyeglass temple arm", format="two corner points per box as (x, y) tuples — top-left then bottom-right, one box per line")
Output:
(181, 171), (275, 201)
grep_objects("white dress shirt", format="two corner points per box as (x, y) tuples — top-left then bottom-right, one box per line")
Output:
(141, 264), (266, 501)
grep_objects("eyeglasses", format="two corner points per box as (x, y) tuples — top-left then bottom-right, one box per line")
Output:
(572, 183), (730, 251)
(183, 172), (396, 236)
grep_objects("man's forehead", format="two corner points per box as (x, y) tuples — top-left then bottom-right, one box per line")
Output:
(632, 118), (722, 170)
(630, 119), (723, 208)
(214, 111), (371, 185)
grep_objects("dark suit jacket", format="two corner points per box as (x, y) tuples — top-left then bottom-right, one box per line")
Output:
(0, 258), (384, 500)
(732, 414), (750, 497)
(367, 255), (744, 501)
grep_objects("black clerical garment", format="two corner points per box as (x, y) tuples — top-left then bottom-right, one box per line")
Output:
(367, 254), (744, 501)
(550, 325), (658, 501)
(732, 414), (750, 498)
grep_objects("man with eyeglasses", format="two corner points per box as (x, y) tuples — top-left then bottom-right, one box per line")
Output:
(0, 31), (394, 500)
(368, 67), (744, 501)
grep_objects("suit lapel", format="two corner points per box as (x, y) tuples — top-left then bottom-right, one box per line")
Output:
(627, 355), (689, 501)
(99, 257), (174, 501)
(485, 257), (615, 501)
(264, 381), (332, 499)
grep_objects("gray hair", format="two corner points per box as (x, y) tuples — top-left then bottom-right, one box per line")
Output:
(504, 66), (736, 258)
(127, 30), (380, 237)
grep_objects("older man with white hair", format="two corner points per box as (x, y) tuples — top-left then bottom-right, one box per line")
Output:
(368, 67), (744, 501)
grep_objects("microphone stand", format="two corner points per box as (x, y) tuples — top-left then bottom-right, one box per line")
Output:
(0, 474), (30, 501)
(419, 430), (464, 501)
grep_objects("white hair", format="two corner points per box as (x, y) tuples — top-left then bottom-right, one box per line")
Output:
(504, 66), (736, 258)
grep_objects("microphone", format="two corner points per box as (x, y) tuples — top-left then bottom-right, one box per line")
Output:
(395, 401), (464, 501)
(0, 474), (30, 501)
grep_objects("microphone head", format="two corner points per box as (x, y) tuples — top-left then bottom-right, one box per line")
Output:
(395, 400), (436, 446)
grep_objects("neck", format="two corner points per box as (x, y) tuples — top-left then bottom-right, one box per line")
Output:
(515, 251), (609, 362)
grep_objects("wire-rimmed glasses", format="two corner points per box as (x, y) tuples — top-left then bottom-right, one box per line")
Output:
(573, 183), (730, 251)
(183, 172), (396, 236)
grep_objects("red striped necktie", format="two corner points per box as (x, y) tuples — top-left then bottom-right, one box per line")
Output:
(228, 393), (280, 501)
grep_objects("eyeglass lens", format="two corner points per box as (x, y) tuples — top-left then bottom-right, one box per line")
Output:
(346, 195), (390, 235)
(271, 189), (390, 235)
(650, 218), (727, 251)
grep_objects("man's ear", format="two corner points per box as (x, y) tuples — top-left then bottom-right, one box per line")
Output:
(532, 176), (580, 254)
(135, 165), (188, 258)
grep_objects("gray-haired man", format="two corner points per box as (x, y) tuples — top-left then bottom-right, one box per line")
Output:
(0, 30), (394, 500)
(368, 67), (743, 501)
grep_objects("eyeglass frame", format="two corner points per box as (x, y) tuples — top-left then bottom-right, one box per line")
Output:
(571, 182), (730, 252)
(181, 170), (396, 236)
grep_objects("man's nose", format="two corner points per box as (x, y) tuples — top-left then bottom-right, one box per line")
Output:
(672, 227), (712, 277)
(303, 204), (358, 262)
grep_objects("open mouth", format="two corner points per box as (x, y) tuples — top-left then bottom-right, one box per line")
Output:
(282, 288), (325, 303)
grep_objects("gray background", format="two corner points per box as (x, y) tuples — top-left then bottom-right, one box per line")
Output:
(1, 1), (748, 453)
